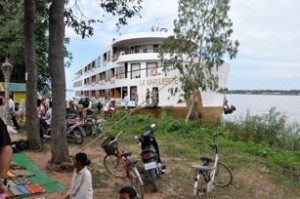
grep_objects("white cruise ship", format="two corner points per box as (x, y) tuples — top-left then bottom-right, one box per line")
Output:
(72, 31), (230, 118)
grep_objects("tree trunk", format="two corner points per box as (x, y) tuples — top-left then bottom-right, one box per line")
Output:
(24, 0), (41, 149)
(185, 92), (196, 122)
(48, 0), (69, 163)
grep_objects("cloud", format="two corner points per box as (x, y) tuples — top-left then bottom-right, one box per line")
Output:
(65, 0), (300, 90)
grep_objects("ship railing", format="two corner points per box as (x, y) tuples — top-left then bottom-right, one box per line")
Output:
(110, 77), (116, 84)
(114, 98), (121, 106)
(100, 80), (105, 85)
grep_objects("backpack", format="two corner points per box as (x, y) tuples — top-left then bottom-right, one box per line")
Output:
(11, 139), (28, 153)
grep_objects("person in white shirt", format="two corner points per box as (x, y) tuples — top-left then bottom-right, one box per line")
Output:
(9, 95), (20, 130)
(123, 93), (129, 110)
(64, 152), (93, 199)
(42, 101), (52, 126)
(8, 96), (15, 115)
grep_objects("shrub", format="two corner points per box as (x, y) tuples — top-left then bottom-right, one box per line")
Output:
(224, 107), (300, 151)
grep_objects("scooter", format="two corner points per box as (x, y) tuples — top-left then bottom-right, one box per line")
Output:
(136, 123), (165, 192)
(40, 114), (86, 145)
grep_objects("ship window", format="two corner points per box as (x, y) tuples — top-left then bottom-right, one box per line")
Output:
(146, 62), (158, 77)
(135, 45), (142, 53)
(107, 50), (111, 62)
(153, 44), (159, 53)
(98, 57), (101, 67)
(116, 66), (126, 79)
(130, 86), (137, 101)
(143, 45), (152, 53)
(103, 52), (107, 62)
(131, 63), (141, 79)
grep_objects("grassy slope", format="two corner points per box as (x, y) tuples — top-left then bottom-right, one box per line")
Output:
(102, 110), (300, 199)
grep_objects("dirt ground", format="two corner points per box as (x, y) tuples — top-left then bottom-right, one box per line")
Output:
(10, 131), (299, 199)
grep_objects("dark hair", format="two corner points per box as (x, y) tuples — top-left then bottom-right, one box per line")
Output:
(119, 186), (136, 199)
(0, 98), (3, 106)
(75, 152), (91, 166)
(37, 99), (41, 106)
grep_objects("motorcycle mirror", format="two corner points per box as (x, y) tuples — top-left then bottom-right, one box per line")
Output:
(150, 123), (156, 128)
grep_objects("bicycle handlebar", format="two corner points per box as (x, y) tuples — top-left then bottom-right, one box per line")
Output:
(110, 131), (124, 144)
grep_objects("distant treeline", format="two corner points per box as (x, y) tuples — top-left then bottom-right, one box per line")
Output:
(227, 90), (300, 95)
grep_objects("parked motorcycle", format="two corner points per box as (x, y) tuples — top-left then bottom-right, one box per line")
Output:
(82, 112), (103, 136)
(136, 123), (165, 192)
(40, 113), (86, 145)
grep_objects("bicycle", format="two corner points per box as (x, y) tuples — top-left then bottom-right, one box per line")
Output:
(192, 133), (233, 198)
(82, 114), (103, 136)
(101, 131), (144, 199)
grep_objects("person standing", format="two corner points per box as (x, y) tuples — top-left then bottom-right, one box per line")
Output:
(9, 95), (20, 130)
(134, 92), (138, 107)
(96, 101), (103, 116)
(123, 93), (129, 110)
(145, 89), (150, 105)
(42, 101), (52, 127)
(76, 100), (84, 120)
(64, 152), (93, 199)
(0, 117), (12, 198)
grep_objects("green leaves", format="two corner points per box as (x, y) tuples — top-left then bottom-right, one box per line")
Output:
(160, 0), (239, 121)
(161, 0), (239, 92)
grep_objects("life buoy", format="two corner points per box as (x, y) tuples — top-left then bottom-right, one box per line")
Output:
(151, 68), (157, 76)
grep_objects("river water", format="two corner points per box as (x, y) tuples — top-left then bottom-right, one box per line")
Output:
(224, 94), (300, 123)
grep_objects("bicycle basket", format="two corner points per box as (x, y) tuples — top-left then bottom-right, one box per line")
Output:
(101, 137), (117, 155)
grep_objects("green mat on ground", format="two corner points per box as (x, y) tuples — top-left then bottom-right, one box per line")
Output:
(11, 152), (65, 194)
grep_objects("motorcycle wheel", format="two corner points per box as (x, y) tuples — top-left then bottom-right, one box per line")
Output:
(84, 123), (93, 136)
(72, 128), (84, 144)
(148, 168), (159, 192)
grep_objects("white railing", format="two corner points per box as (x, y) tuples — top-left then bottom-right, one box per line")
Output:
(110, 77), (116, 84)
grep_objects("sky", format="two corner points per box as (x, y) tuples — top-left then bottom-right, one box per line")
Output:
(65, 0), (300, 90)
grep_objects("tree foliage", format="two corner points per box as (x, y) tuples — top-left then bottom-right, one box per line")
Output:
(0, 0), (51, 93)
(65, 0), (142, 38)
(160, 0), (239, 121)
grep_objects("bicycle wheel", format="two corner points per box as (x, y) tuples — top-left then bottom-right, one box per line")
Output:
(84, 123), (93, 136)
(103, 155), (127, 178)
(129, 166), (144, 199)
(193, 172), (207, 199)
(214, 161), (233, 187)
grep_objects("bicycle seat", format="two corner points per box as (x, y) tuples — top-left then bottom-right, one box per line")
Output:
(127, 160), (138, 166)
(200, 155), (213, 162)
(122, 151), (132, 158)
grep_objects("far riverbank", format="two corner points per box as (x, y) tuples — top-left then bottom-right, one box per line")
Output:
(224, 94), (300, 123)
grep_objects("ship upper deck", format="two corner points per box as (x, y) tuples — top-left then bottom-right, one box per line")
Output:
(112, 32), (172, 47)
